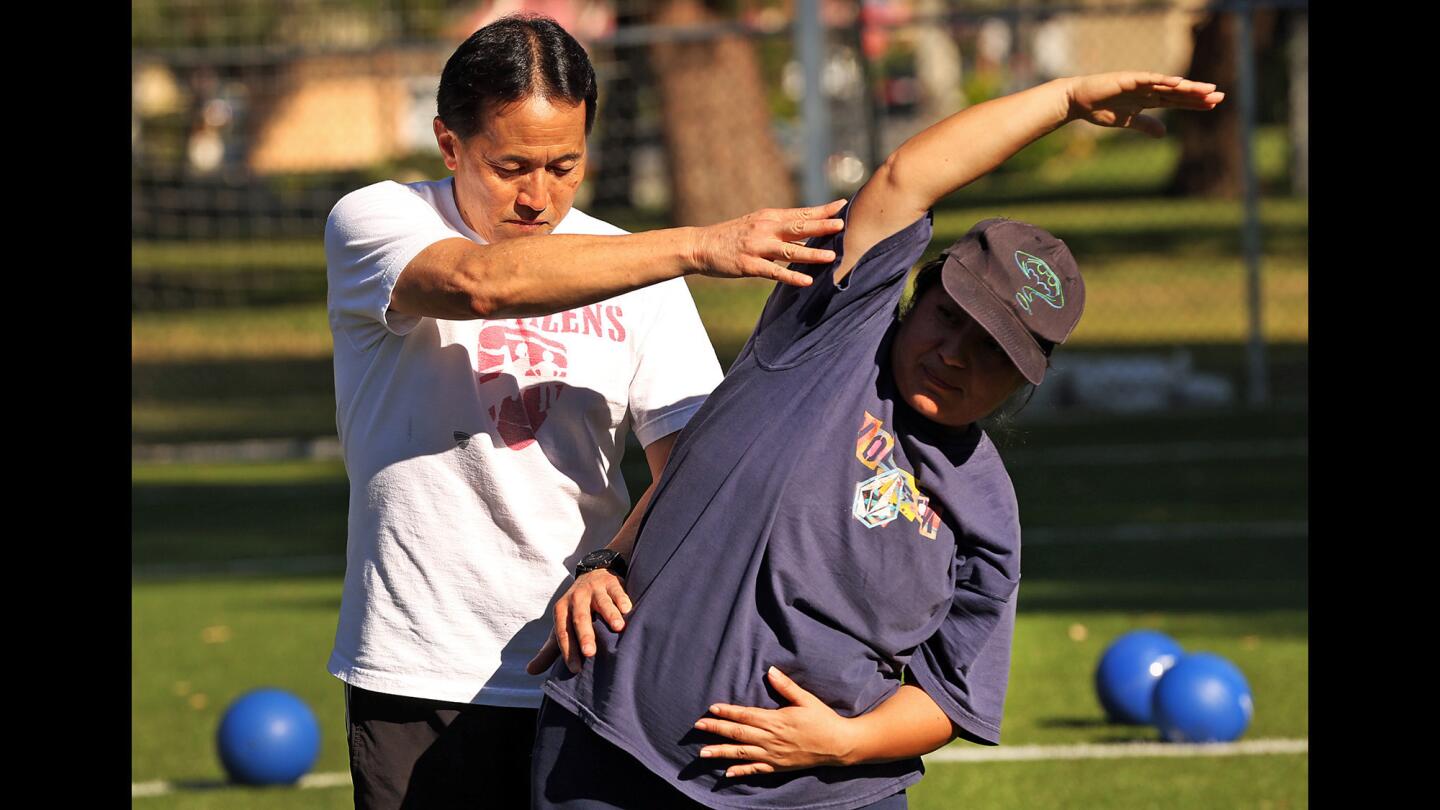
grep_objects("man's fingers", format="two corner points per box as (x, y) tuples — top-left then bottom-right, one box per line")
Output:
(766, 263), (817, 287)
(801, 198), (847, 219)
(525, 634), (560, 675)
(554, 602), (585, 673)
(572, 604), (597, 658)
(775, 245), (836, 265)
(593, 590), (625, 633)
(786, 217), (845, 240)
(608, 581), (633, 615)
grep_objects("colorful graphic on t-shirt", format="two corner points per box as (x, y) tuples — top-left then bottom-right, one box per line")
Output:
(476, 324), (568, 450)
(852, 412), (941, 539)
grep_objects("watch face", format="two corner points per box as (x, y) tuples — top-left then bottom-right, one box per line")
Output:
(582, 550), (617, 567)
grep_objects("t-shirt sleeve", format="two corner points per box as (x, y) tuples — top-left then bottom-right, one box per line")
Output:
(626, 278), (725, 448)
(748, 199), (933, 368)
(905, 483), (1021, 745)
(324, 181), (461, 350)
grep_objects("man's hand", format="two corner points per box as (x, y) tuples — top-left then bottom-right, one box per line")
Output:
(1064, 72), (1225, 138)
(689, 200), (848, 287)
(525, 569), (632, 676)
(693, 667), (856, 777)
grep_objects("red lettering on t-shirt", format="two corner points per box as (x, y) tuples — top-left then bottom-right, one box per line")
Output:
(578, 306), (601, 335)
(540, 314), (560, 332)
(561, 310), (578, 333)
(582, 305), (603, 336)
(605, 306), (626, 342)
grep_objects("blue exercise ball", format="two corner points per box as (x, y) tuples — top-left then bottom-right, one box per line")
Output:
(217, 688), (321, 785)
(1152, 653), (1253, 743)
(1094, 630), (1184, 724)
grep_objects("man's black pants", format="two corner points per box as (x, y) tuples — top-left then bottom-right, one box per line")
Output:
(346, 683), (538, 809)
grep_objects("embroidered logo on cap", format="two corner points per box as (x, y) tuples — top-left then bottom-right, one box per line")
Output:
(1012, 250), (1065, 314)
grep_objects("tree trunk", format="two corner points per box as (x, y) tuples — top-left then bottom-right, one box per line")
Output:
(648, 0), (796, 226)
(1169, 9), (1277, 198)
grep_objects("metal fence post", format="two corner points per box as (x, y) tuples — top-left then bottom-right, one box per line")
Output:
(795, 0), (830, 205)
(1236, 0), (1268, 406)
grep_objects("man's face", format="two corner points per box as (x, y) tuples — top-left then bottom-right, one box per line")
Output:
(890, 285), (1027, 428)
(434, 95), (587, 243)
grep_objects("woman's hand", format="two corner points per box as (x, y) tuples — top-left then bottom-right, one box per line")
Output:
(694, 667), (856, 778)
(1064, 71), (1225, 137)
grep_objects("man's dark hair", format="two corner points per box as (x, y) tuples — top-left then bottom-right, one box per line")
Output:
(436, 14), (598, 139)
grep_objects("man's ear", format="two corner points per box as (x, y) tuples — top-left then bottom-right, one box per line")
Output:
(434, 117), (460, 172)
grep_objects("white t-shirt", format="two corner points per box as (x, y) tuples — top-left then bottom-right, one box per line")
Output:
(324, 178), (723, 706)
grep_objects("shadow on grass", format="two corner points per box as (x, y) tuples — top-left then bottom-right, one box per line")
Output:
(133, 480), (348, 567)
(1036, 717), (1118, 730)
(169, 779), (231, 791)
(133, 357), (335, 401)
(1019, 534), (1307, 619)
(243, 594), (344, 611)
(1032, 719), (1164, 744)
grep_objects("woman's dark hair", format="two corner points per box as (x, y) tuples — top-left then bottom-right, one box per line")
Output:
(437, 14), (599, 139)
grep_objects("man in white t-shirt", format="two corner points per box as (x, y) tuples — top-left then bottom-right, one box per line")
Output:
(323, 14), (845, 809)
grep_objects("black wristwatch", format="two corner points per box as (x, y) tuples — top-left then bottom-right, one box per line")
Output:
(575, 548), (628, 579)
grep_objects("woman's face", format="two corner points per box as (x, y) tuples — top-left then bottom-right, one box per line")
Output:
(890, 285), (1027, 428)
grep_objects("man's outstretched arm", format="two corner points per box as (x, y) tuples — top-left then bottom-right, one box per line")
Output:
(391, 201), (848, 320)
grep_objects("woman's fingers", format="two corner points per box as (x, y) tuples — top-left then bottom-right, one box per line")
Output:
(699, 743), (770, 761)
(724, 762), (776, 778)
(765, 666), (821, 707)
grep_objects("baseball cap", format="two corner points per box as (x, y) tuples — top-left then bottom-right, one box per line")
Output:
(938, 218), (1085, 385)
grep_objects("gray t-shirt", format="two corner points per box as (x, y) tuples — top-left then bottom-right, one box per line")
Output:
(543, 209), (1021, 810)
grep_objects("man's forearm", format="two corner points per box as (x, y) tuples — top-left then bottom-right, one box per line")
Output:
(604, 479), (654, 561)
(608, 429), (679, 560)
(839, 684), (957, 766)
(391, 202), (846, 321)
(392, 227), (702, 321)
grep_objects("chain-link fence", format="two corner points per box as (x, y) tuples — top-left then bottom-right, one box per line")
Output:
(132, 0), (1308, 450)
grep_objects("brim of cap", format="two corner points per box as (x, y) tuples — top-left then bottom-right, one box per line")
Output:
(941, 254), (1049, 386)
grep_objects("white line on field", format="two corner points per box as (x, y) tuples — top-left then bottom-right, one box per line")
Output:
(133, 739), (1309, 797)
(923, 737), (1308, 763)
(131, 770), (353, 798)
